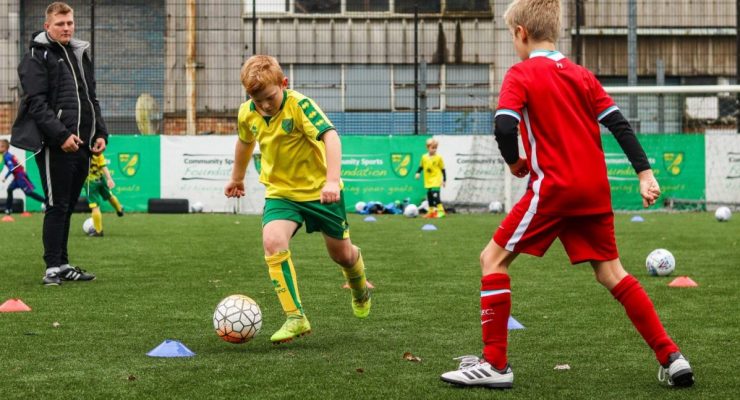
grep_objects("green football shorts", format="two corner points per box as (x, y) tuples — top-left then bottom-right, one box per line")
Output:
(262, 193), (350, 240)
(85, 179), (112, 208)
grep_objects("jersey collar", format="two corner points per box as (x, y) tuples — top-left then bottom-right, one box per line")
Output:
(249, 90), (289, 113)
(529, 50), (564, 61)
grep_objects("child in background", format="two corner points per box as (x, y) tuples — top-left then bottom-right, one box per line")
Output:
(225, 55), (371, 344)
(414, 138), (447, 218)
(1, 139), (46, 221)
(84, 153), (124, 236)
(440, 0), (693, 389)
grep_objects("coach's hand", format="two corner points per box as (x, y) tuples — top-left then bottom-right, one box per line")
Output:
(61, 134), (83, 153)
(321, 180), (341, 204)
(92, 138), (106, 155)
(224, 180), (245, 198)
(509, 157), (529, 178)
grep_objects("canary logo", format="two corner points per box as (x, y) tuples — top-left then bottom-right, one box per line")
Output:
(391, 153), (412, 177)
(281, 119), (294, 134)
(663, 152), (684, 176)
(118, 153), (139, 177)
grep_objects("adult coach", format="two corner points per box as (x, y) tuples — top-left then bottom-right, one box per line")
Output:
(16, 2), (108, 285)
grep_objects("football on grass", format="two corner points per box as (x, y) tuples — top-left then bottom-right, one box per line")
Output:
(213, 294), (262, 343)
(82, 217), (96, 235)
(645, 248), (676, 276)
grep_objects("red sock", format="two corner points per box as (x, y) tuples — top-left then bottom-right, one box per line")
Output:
(481, 273), (511, 370)
(611, 275), (680, 365)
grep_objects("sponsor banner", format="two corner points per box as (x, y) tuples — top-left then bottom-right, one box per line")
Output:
(706, 134), (740, 205)
(435, 135), (527, 209)
(341, 136), (428, 209)
(160, 136), (265, 213)
(604, 134), (705, 210)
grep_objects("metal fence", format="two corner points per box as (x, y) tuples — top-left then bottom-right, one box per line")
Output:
(0, 0), (738, 136)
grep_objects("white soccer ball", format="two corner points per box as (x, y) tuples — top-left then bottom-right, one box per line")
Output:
(191, 201), (204, 213)
(715, 206), (732, 222)
(488, 200), (504, 213)
(645, 248), (676, 277)
(403, 204), (419, 218)
(82, 218), (96, 235)
(355, 201), (367, 213)
(213, 294), (262, 344)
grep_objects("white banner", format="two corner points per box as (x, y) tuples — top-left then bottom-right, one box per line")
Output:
(160, 136), (265, 213)
(706, 134), (740, 207)
(435, 135), (527, 210)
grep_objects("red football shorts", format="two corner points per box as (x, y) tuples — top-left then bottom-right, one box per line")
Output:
(493, 197), (619, 264)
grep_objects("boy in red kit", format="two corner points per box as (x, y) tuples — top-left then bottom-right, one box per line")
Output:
(440, 0), (693, 389)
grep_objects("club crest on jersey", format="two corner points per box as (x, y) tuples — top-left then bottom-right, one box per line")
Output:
(118, 153), (140, 177)
(663, 152), (684, 176)
(281, 119), (294, 134)
(391, 153), (412, 177)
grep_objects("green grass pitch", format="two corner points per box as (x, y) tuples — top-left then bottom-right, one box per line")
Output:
(1, 212), (738, 399)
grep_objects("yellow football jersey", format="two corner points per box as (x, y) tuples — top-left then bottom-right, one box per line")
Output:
(238, 89), (336, 201)
(87, 154), (107, 181)
(420, 153), (445, 188)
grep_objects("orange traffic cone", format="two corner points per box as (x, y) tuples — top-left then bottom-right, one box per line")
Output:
(0, 298), (32, 312)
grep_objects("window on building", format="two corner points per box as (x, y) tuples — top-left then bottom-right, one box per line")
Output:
(446, 0), (491, 12)
(347, 0), (390, 12)
(445, 65), (490, 109)
(394, 65), (441, 110)
(346, 65), (391, 110)
(293, 65), (342, 112)
(243, 0), (289, 13)
(395, 0), (441, 13)
(295, 0), (340, 13)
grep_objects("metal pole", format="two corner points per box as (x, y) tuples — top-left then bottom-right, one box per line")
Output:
(252, 0), (257, 55)
(657, 59), (665, 134)
(186, 0), (197, 135)
(574, 0), (582, 65)
(90, 0), (95, 64)
(420, 59), (427, 134)
(627, 0), (638, 125)
(414, 5), (419, 135)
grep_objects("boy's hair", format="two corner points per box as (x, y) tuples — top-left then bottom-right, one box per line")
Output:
(46, 2), (73, 22)
(504, 0), (561, 43)
(426, 138), (438, 147)
(0, 138), (9, 147)
(240, 55), (285, 94)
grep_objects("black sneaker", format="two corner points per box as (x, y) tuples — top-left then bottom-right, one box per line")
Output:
(88, 231), (104, 237)
(58, 264), (96, 281)
(658, 352), (694, 387)
(117, 206), (125, 217)
(43, 270), (62, 286)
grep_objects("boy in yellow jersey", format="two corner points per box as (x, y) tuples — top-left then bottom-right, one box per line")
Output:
(415, 138), (447, 218)
(84, 153), (124, 236)
(225, 55), (371, 344)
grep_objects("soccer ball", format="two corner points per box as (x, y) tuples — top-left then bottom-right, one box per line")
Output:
(82, 218), (96, 235)
(355, 201), (367, 213)
(488, 200), (504, 213)
(191, 201), (204, 213)
(715, 206), (732, 222)
(645, 248), (676, 277)
(403, 204), (419, 218)
(213, 294), (262, 344)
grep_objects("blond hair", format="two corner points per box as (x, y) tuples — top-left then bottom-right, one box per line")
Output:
(46, 2), (73, 22)
(426, 138), (438, 147)
(504, 0), (561, 43)
(240, 55), (285, 94)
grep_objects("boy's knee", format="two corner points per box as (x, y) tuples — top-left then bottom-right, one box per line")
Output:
(262, 237), (287, 256)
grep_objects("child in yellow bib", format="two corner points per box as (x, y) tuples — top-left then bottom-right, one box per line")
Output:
(415, 138), (447, 218)
(225, 55), (371, 344)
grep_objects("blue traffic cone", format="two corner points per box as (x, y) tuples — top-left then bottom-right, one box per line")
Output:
(364, 216), (377, 222)
(631, 215), (644, 222)
(508, 316), (525, 330)
(421, 224), (437, 231)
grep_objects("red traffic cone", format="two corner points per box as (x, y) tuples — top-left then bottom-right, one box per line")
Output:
(21, 211), (32, 217)
(668, 276), (698, 288)
(0, 298), (32, 312)
(1, 215), (14, 222)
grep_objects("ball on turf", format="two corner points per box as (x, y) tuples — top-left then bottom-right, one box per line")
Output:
(82, 217), (96, 235)
(645, 248), (676, 276)
(488, 200), (504, 213)
(191, 201), (204, 213)
(355, 201), (367, 213)
(403, 204), (419, 218)
(715, 206), (732, 222)
(213, 294), (262, 344)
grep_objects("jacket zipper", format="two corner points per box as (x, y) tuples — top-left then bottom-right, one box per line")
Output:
(57, 43), (82, 144)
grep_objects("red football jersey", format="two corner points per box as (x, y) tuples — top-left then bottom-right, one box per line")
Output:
(496, 50), (619, 216)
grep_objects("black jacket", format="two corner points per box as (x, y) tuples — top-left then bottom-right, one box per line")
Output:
(12, 31), (108, 151)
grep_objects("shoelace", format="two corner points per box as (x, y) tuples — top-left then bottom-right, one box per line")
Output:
(657, 366), (672, 385)
(453, 355), (481, 369)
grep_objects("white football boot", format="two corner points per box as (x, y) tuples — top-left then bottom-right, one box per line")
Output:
(658, 352), (694, 387)
(440, 355), (513, 389)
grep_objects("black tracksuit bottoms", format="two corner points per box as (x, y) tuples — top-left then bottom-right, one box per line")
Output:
(36, 146), (90, 269)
